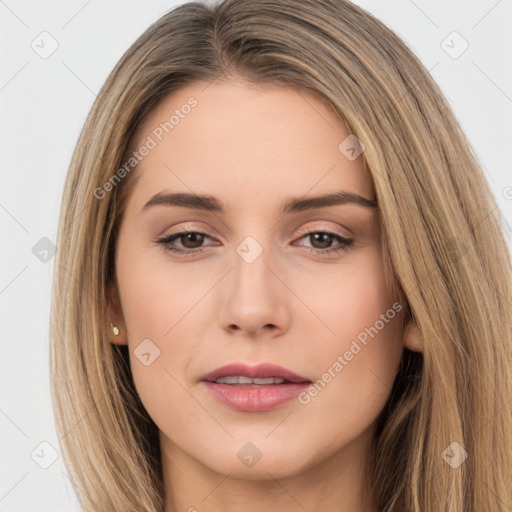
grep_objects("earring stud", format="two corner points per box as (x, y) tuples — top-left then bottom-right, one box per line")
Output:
(110, 323), (120, 336)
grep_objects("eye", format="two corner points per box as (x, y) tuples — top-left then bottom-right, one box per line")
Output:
(294, 228), (354, 256)
(154, 227), (354, 257)
(155, 229), (216, 256)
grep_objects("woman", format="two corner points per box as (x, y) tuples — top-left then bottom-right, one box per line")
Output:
(50, 0), (512, 510)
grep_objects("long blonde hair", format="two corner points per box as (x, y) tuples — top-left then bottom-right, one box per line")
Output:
(50, 0), (512, 510)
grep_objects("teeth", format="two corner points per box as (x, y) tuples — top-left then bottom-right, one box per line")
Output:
(253, 377), (283, 385)
(215, 376), (286, 385)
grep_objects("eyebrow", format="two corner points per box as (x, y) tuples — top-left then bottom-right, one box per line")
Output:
(142, 190), (377, 214)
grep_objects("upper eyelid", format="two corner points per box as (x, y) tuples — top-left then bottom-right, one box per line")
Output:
(162, 219), (352, 237)
(163, 225), (349, 236)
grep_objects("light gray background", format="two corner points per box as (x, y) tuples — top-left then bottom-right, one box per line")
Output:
(1, 0), (511, 510)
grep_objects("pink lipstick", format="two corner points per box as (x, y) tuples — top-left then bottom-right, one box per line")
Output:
(200, 363), (311, 412)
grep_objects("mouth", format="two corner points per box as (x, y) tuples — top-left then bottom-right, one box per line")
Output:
(212, 376), (292, 386)
(200, 362), (310, 384)
(200, 363), (312, 412)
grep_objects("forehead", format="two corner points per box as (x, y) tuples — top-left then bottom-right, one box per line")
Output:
(126, 79), (374, 213)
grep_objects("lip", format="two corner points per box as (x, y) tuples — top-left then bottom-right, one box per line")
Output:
(200, 363), (311, 412)
(200, 363), (310, 384)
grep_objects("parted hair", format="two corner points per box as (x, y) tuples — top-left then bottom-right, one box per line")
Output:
(50, 0), (512, 510)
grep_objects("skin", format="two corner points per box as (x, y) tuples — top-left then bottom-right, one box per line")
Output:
(108, 78), (422, 512)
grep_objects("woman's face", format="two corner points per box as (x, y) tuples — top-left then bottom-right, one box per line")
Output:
(110, 78), (405, 478)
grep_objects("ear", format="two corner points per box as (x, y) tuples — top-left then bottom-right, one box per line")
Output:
(107, 281), (128, 346)
(403, 321), (423, 353)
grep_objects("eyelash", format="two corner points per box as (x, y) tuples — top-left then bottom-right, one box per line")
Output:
(154, 228), (354, 257)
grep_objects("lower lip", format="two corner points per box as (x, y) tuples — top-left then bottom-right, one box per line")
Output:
(202, 382), (310, 412)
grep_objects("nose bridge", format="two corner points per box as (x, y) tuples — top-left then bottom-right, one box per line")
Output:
(231, 233), (276, 298)
(217, 231), (290, 336)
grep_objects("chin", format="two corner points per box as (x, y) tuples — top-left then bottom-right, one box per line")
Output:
(196, 440), (320, 480)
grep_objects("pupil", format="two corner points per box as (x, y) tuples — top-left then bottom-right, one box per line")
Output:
(182, 232), (203, 248)
(312, 233), (332, 249)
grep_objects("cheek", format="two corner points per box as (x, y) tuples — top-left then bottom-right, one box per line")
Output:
(116, 241), (212, 340)
(295, 250), (404, 433)
(115, 245), (217, 424)
(297, 244), (401, 354)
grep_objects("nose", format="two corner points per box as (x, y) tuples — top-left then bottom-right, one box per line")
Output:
(217, 240), (291, 339)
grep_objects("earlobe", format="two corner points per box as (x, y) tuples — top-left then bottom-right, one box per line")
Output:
(403, 322), (423, 353)
(107, 281), (128, 346)
(109, 322), (128, 345)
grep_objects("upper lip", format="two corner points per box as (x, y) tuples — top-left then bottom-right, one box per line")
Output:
(200, 363), (311, 384)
